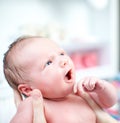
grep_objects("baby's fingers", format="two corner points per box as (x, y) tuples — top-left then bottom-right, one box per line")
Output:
(73, 82), (78, 93)
(73, 81), (84, 95)
(83, 77), (96, 91)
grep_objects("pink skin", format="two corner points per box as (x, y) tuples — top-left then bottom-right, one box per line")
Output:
(17, 38), (117, 107)
(18, 38), (76, 99)
(11, 89), (47, 123)
(17, 38), (117, 106)
(74, 77), (117, 108)
(11, 37), (118, 123)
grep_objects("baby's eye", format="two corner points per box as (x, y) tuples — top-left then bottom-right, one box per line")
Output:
(45, 60), (52, 66)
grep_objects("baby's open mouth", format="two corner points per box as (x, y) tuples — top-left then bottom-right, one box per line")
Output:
(65, 69), (72, 81)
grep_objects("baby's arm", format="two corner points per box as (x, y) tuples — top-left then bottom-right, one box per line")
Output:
(74, 77), (118, 108)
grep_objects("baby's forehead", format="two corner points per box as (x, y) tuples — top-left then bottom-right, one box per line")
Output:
(12, 37), (63, 68)
(13, 37), (62, 60)
(26, 38), (60, 52)
(17, 37), (60, 55)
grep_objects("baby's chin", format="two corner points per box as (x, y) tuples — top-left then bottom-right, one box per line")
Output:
(44, 89), (73, 100)
(58, 87), (74, 98)
(63, 83), (74, 95)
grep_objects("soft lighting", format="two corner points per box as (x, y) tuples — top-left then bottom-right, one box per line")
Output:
(88, 0), (108, 10)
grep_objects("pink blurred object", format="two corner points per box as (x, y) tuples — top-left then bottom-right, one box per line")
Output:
(82, 52), (98, 68)
(70, 52), (84, 70)
(70, 51), (99, 70)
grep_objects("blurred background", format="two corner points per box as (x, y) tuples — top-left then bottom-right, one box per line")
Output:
(0, 0), (120, 122)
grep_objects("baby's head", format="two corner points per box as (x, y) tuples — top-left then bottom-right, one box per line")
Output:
(3, 36), (76, 99)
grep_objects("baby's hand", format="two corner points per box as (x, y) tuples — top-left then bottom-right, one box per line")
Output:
(73, 76), (105, 95)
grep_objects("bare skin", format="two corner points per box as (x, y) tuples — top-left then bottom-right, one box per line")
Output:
(11, 89), (47, 123)
(80, 92), (119, 123)
(5, 37), (118, 123)
(12, 89), (119, 123)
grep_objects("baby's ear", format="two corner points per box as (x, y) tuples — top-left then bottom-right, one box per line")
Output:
(18, 84), (32, 97)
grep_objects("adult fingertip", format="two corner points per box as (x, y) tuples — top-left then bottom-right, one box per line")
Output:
(30, 89), (42, 98)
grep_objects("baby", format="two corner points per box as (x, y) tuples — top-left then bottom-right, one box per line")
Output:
(3, 36), (117, 123)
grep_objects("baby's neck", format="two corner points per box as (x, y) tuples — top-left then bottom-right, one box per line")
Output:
(44, 95), (70, 102)
(44, 92), (75, 102)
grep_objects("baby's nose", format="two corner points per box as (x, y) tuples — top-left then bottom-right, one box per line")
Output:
(60, 58), (68, 67)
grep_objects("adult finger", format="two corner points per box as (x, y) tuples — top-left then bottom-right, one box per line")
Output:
(32, 91), (47, 123)
(81, 92), (118, 123)
(13, 89), (23, 108)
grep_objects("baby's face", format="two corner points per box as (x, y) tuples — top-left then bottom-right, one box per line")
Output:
(20, 38), (76, 99)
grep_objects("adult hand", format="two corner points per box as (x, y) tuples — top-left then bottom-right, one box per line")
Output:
(31, 89), (47, 123)
(11, 89), (47, 123)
